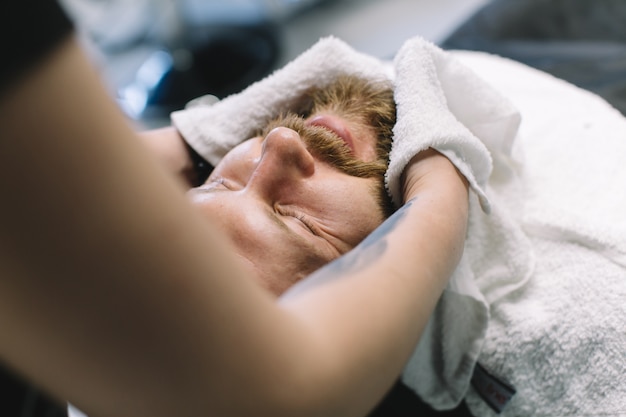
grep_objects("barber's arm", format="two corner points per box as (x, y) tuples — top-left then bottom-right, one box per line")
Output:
(139, 126), (213, 187)
(279, 148), (469, 416)
(0, 19), (467, 417)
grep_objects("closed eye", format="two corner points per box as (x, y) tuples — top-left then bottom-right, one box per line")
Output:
(278, 206), (321, 236)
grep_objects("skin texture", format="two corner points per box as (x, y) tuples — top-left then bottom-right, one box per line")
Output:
(0, 36), (469, 417)
(143, 76), (398, 295)
(138, 125), (197, 185)
(189, 113), (388, 295)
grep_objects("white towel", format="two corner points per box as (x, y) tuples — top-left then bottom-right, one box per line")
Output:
(385, 37), (521, 213)
(389, 38), (531, 411)
(171, 36), (530, 411)
(171, 36), (390, 168)
(450, 50), (626, 417)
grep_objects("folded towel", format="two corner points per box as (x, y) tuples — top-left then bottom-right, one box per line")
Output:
(451, 50), (626, 417)
(389, 38), (531, 411)
(171, 36), (390, 168)
(171, 36), (533, 411)
(385, 37), (521, 213)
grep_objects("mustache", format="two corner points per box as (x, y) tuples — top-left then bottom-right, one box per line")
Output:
(260, 113), (387, 179)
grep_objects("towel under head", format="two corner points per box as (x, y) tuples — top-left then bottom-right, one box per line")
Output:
(170, 35), (530, 411)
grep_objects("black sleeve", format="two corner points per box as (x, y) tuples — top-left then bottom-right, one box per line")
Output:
(0, 7), (73, 415)
(0, 0), (74, 96)
(0, 365), (68, 417)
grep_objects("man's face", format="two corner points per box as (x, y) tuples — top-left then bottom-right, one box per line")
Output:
(188, 112), (387, 295)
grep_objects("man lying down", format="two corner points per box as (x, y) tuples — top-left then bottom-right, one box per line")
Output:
(145, 74), (397, 295)
(185, 75), (397, 295)
(139, 36), (626, 417)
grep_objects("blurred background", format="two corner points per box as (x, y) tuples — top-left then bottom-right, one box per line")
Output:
(59, 0), (626, 130)
(59, 0), (489, 128)
(10, 1), (625, 416)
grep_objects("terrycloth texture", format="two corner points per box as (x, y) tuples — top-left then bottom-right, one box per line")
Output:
(385, 38), (521, 212)
(171, 37), (626, 414)
(171, 36), (390, 168)
(170, 36), (529, 411)
(389, 39), (530, 410)
(449, 50), (626, 416)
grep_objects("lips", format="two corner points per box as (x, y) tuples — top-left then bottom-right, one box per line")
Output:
(305, 114), (355, 154)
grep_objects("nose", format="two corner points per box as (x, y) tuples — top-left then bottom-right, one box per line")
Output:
(246, 127), (315, 198)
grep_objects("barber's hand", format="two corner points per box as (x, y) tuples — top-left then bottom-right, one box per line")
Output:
(139, 126), (203, 187)
(400, 148), (469, 204)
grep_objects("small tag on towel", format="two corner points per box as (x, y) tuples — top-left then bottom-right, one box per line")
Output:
(471, 363), (516, 413)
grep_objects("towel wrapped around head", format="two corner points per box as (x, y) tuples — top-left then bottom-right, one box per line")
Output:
(384, 38), (531, 410)
(171, 37), (390, 168)
(171, 36), (528, 410)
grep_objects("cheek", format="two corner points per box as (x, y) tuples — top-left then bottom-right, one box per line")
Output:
(231, 232), (311, 296)
(345, 209), (383, 242)
(187, 191), (312, 295)
(187, 192), (249, 250)
(335, 189), (385, 242)
(187, 193), (227, 223)
(254, 265), (305, 296)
